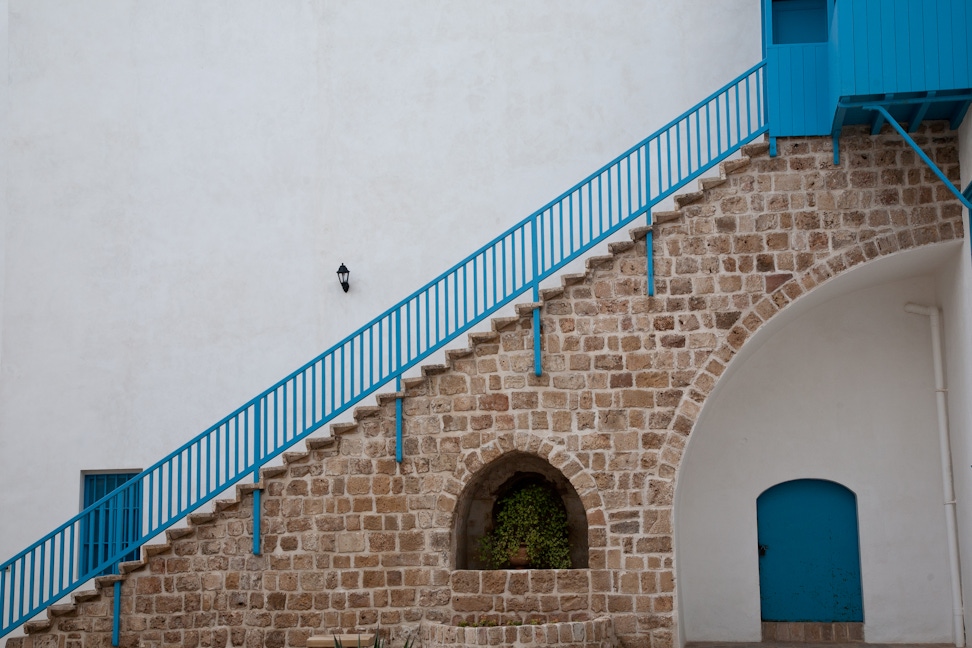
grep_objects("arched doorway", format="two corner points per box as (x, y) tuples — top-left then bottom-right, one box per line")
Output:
(757, 479), (863, 622)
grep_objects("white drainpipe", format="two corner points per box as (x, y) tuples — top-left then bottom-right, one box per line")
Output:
(905, 302), (966, 647)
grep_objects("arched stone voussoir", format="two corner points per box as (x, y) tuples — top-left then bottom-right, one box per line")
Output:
(663, 217), (964, 471)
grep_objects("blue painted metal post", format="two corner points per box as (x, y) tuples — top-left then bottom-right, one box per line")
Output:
(646, 211), (655, 297)
(532, 303), (541, 377)
(111, 580), (121, 646)
(251, 400), (261, 556)
(395, 310), (404, 462)
(530, 217), (542, 377)
(395, 376), (403, 464)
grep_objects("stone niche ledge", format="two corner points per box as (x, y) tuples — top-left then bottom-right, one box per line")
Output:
(422, 617), (618, 647)
(449, 568), (606, 624)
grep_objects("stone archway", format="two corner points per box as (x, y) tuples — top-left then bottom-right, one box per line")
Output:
(673, 244), (963, 643)
(452, 451), (589, 569)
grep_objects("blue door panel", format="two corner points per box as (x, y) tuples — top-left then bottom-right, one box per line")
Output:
(757, 479), (863, 622)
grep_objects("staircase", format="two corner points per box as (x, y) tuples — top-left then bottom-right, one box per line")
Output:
(4, 134), (782, 648)
(0, 64), (771, 641)
(3, 115), (968, 648)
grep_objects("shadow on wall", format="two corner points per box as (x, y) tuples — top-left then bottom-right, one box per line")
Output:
(453, 451), (589, 570)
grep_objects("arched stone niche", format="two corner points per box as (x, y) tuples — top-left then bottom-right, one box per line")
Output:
(453, 451), (589, 569)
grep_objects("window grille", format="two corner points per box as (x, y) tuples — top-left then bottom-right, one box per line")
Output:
(80, 473), (142, 577)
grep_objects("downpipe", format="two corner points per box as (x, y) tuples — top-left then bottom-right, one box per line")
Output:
(905, 303), (966, 647)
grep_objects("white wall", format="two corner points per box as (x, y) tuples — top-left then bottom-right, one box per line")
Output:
(0, 0), (7, 371)
(676, 255), (961, 643)
(0, 2), (761, 564)
(943, 110), (972, 641)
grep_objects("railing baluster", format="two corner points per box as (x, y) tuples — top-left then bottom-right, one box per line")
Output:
(0, 560), (6, 627)
(37, 544), (45, 609)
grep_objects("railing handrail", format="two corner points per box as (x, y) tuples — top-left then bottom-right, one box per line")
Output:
(0, 61), (768, 638)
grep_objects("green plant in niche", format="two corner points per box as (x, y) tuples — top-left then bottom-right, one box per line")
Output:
(478, 483), (571, 569)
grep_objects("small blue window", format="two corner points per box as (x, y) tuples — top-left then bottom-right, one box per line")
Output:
(772, 0), (828, 44)
(80, 472), (142, 577)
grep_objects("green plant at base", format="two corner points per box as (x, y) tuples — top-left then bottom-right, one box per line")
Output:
(478, 483), (571, 569)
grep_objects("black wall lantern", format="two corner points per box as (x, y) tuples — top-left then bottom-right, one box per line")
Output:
(337, 263), (350, 292)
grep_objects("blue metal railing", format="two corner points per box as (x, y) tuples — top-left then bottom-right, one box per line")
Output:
(0, 61), (767, 639)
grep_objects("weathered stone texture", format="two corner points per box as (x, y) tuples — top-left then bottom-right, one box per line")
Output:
(9, 125), (964, 648)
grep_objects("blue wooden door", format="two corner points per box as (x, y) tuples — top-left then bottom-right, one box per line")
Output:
(757, 479), (863, 622)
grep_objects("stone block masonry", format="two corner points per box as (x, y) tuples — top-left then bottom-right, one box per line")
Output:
(7, 124), (964, 648)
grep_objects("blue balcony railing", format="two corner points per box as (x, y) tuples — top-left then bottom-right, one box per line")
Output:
(0, 61), (767, 639)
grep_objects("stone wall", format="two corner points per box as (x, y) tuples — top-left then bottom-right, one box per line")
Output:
(423, 617), (617, 647)
(7, 125), (964, 648)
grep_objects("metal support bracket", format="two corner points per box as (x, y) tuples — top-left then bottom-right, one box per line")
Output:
(395, 376), (403, 463)
(251, 486), (262, 556)
(646, 210), (655, 297)
(831, 103), (848, 165)
(252, 399), (262, 556)
(862, 105), (972, 211)
(951, 100), (972, 130)
(908, 91), (935, 133)
(532, 287), (542, 377)
(112, 580), (121, 646)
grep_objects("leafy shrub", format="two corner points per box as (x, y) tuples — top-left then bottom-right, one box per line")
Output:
(478, 483), (571, 569)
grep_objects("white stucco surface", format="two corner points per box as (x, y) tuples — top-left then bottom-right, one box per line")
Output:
(0, 2), (761, 564)
(945, 110), (972, 642)
(676, 250), (961, 643)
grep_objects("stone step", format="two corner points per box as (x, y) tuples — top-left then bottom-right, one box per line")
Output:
(376, 391), (405, 406)
(585, 255), (615, 270)
(118, 560), (145, 575)
(165, 527), (193, 541)
(353, 405), (382, 420)
(741, 140), (770, 158)
(491, 316), (521, 331)
(94, 575), (124, 588)
(514, 302), (541, 317)
(560, 272), (588, 286)
(539, 286), (564, 301)
(23, 620), (51, 634)
(329, 422), (358, 436)
(652, 210), (682, 224)
(401, 376), (427, 391)
(699, 176), (727, 191)
(608, 240), (636, 254)
(445, 347), (474, 362)
(260, 465), (288, 479)
(422, 364), (450, 376)
(143, 542), (172, 557)
(306, 436), (337, 450)
(674, 190), (704, 208)
(722, 157), (751, 174)
(468, 331), (500, 345)
(72, 590), (99, 603)
(188, 511), (216, 526)
(282, 450), (310, 465)
(47, 604), (77, 618)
